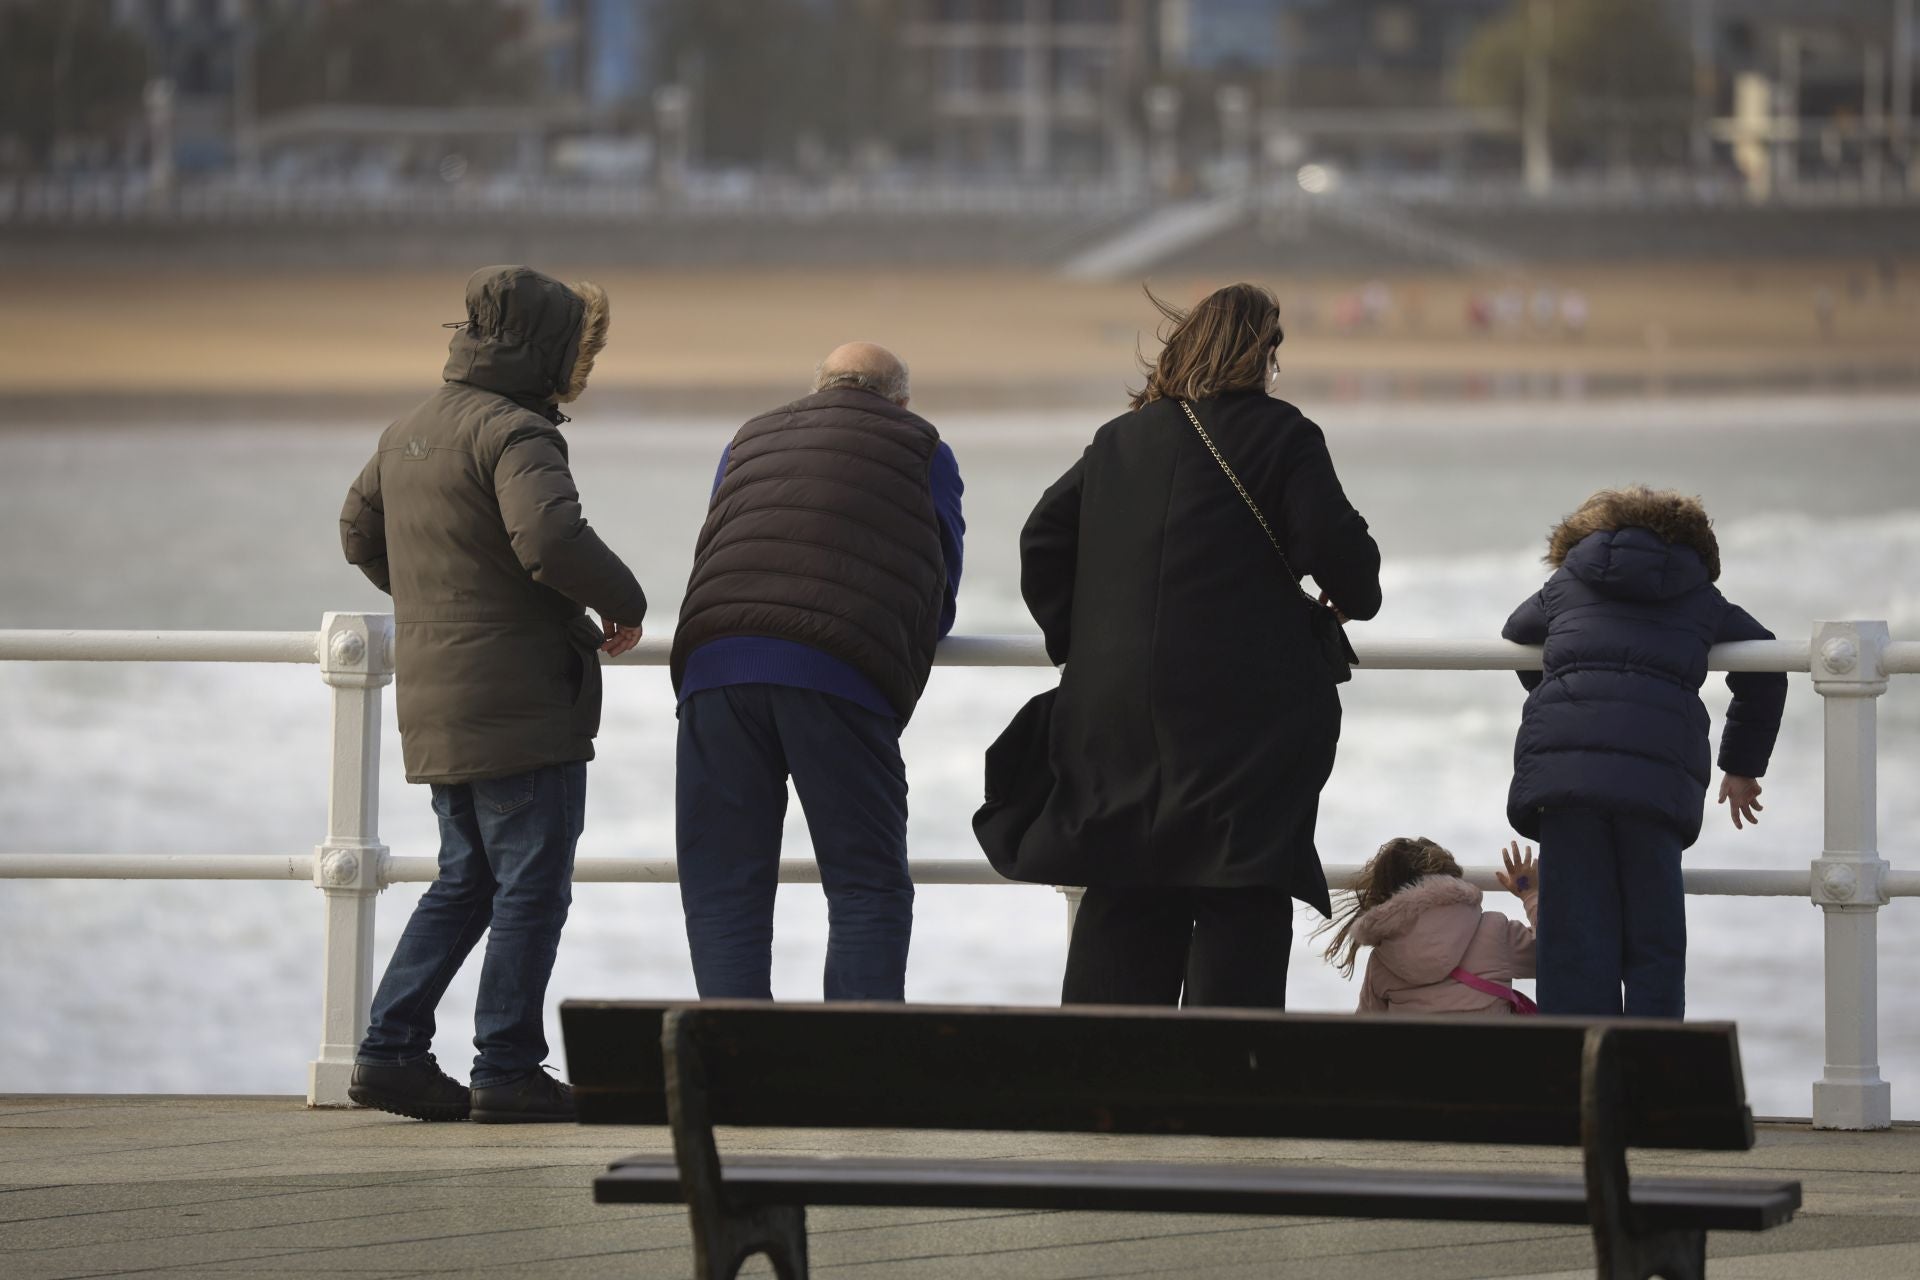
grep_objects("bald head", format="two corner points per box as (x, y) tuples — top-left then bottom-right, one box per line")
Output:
(814, 342), (910, 406)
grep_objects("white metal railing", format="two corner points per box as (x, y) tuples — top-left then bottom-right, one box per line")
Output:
(1, 614), (1914, 1129)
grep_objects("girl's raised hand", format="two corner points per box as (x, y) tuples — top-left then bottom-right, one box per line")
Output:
(1496, 841), (1537, 900)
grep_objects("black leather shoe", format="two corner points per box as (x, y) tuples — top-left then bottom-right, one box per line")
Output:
(470, 1067), (575, 1124)
(348, 1056), (471, 1121)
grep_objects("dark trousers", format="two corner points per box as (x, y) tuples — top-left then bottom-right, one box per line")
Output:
(358, 762), (586, 1087)
(676, 685), (913, 1001)
(1536, 808), (1688, 1019)
(1061, 884), (1293, 1009)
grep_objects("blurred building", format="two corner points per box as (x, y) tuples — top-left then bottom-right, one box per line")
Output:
(1158, 0), (1503, 99)
(1149, 1), (1509, 184)
(1681, 0), (1916, 190)
(532, 0), (660, 116)
(108, 0), (291, 174)
(901, 0), (1153, 177)
(97, 0), (662, 180)
(1156, 0), (1275, 72)
(1697, 0), (1914, 121)
(37, 0), (1917, 191)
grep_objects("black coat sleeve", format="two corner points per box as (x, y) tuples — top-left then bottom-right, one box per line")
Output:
(1715, 601), (1788, 778)
(1502, 589), (1551, 692)
(1281, 419), (1382, 622)
(340, 450), (391, 595)
(1020, 453), (1085, 665)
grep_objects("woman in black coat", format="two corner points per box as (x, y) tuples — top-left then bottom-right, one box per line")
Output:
(1016, 283), (1381, 1008)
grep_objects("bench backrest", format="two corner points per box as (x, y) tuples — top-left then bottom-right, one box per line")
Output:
(560, 1000), (1754, 1151)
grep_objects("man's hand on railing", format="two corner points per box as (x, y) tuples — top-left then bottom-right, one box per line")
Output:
(600, 617), (644, 659)
(1719, 774), (1765, 830)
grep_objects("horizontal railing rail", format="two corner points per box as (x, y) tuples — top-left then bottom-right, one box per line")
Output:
(0, 629), (322, 663)
(5, 852), (1915, 899)
(11, 629), (1900, 673)
(0, 614), (1907, 1129)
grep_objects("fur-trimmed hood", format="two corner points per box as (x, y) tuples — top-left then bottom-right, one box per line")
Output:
(1352, 875), (1485, 985)
(443, 265), (609, 412)
(557, 279), (608, 403)
(1546, 486), (1720, 582)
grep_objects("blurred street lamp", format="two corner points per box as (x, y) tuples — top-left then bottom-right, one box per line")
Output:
(1776, 30), (1800, 192)
(1894, 0), (1914, 185)
(1689, 0), (1716, 172)
(144, 79), (175, 196)
(1216, 84), (1253, 191)
(1522, 0), (1553, 195)
(232, 3), (259, 181)
(1867, 45), (1886, 192)
(1145, 84), (1180, 198)
(654, 83), (691, 196)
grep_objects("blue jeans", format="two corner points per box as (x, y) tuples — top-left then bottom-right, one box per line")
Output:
(358, 762), (586, 1087)
(676, 685), (913, 1001)
(1536, 808), (1687, 1019)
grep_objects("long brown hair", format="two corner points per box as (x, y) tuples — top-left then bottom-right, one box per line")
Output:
(1316, 836), (1464, 979)
(1129, 282), (1283, 410)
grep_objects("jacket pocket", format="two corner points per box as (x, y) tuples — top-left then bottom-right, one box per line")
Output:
(563, 618), (604, 737)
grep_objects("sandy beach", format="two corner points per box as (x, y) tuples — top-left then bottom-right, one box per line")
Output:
(4, 260), (1917, 409)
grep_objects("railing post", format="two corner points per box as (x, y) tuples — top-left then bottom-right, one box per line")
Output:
(308, 611), (395, 1108)
(1809, 620), (1892, 1130)
(1055, 886), (1084, 939)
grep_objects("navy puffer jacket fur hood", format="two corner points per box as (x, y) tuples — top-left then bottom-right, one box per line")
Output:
(1503, 490), (1787, 847)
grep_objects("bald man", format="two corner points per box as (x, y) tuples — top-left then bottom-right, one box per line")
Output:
(668, 344), (965, 1000)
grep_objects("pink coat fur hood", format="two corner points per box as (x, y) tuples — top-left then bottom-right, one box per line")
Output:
(1353, 875), (1538, 1015)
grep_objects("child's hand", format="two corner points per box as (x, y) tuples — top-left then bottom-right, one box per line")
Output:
(1719, 774), (1764, 830)
(1495, 841), (1537, 901)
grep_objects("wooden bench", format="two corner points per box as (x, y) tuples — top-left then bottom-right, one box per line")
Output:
(560, 1001), (1799, 1280)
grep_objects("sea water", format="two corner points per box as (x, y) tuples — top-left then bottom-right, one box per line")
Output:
(2, 395), (1917, 1118)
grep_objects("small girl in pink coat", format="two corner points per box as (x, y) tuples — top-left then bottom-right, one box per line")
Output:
(1321, 836), (1540, 1015)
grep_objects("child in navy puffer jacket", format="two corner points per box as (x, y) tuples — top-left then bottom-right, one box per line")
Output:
(1504, 487), (1787, 1018)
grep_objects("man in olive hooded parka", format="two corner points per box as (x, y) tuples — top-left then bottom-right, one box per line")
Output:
(338, 266), (646, 1123)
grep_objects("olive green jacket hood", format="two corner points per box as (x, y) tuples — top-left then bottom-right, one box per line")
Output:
(443, 265), (610, 413)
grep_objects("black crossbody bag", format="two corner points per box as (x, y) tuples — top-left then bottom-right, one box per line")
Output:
(1178, 398), (1356, 683)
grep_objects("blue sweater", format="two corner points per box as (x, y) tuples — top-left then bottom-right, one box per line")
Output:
(679, 439), (965, 719)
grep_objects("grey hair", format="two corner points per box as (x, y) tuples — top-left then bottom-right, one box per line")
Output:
(813, 359), (910, 404)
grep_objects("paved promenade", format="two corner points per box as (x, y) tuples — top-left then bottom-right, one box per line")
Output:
(2, 1096), (1916, 1279)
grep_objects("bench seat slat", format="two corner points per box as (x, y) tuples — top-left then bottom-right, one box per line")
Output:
(561, 1003), (1758, 1151)
(594, 1155), (1799, 1232)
